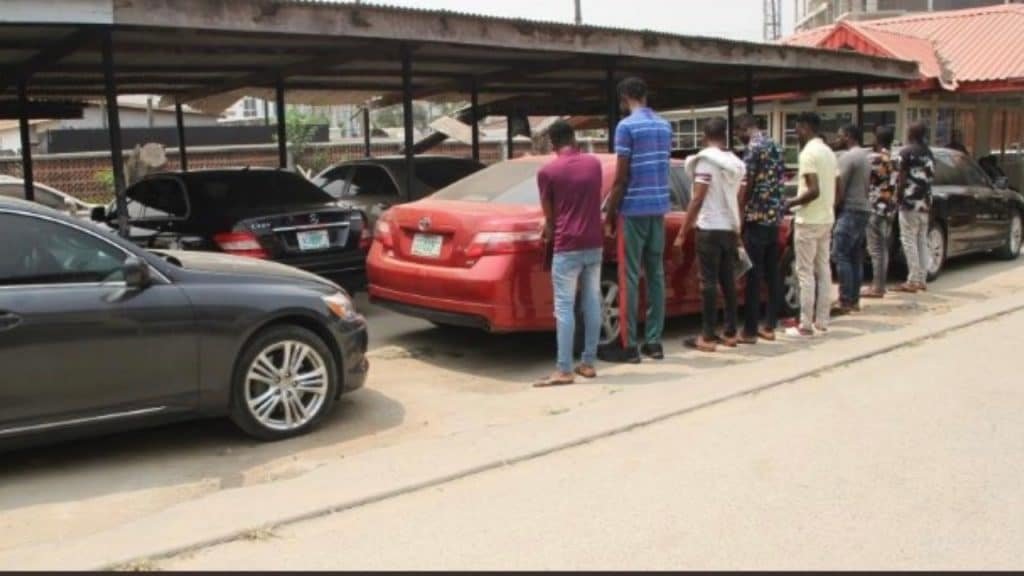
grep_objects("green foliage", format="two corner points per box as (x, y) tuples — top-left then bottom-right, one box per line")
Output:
(94, 169), (115, 195)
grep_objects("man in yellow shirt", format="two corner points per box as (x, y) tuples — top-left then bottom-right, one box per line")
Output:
(784, 112), (838, 337)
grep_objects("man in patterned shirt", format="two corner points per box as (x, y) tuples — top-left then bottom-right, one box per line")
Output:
(736, 114), (785, 342)
(863, 125), (897, 299)
(895, 122), (935, 293)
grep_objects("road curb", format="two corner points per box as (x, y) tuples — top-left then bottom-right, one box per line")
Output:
(5, 292), (1024, 570)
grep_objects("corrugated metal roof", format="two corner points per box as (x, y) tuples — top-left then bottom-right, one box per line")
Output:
(782, 4), (1024, 89)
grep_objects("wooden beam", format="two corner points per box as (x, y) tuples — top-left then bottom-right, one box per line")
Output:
(102, 29), (128, 238)
(401, 45), (415, 202)
(0, 100), (83, 120)
(17, 79), (35, 202)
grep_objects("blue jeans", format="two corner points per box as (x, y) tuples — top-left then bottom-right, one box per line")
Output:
(832, 210), (870, 306)
(552, 248), (603, 374)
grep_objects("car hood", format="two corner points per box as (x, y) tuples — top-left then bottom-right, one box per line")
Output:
(151, 249), (339, 290)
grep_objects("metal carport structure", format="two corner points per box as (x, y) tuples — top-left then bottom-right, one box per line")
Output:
(0, 0), (917, 235)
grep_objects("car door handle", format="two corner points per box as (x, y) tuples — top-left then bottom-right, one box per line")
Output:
(0, 312), (22, 331)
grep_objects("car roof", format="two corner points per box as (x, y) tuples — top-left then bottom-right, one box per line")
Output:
(0, 194), (65, 215)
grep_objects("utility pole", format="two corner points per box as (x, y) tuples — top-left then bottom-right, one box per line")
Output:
(574, 0), (582, 25)
(764, 0), (782, 41)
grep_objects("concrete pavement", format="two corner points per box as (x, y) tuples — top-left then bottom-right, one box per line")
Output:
(1, 254), (1022, 569)
(165, 307), (1024, 570)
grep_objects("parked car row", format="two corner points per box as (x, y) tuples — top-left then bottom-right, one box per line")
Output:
(1, 147), (1019, 448)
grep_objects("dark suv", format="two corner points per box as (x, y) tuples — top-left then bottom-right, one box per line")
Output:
(94, 168), (371, 291)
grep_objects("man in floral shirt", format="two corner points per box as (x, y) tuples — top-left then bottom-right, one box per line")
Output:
(863, 125), (897, 299)
(736, 114), (786, 342)
(895, 122), (935, 293)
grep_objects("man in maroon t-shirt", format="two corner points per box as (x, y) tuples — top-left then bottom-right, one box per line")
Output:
(535, 121), (604, 387)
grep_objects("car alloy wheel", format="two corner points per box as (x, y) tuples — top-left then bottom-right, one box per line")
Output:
(781, 251), (800, 317)
(1001, 212), (1023, 260)
(599, 279), (621, 346)
(927, 225), (945, 280)
(245, 340), (329, 432)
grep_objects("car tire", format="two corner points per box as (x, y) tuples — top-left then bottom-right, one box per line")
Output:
(996, 211), (1023, 260)
(230, 324), (339, 441)
(780, 248), (800, 318)
(574, 269), (621, 354)
(926, 223), (946, 282)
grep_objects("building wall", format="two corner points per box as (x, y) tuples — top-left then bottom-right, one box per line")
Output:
(796, 0), (1014, 31)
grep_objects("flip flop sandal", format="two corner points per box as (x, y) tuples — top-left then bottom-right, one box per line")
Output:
(533, 375), (575, 388)
(683, 336), (717, 353)
(575, 365), (597, 379)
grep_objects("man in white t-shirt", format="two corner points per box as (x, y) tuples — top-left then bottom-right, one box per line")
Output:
(676, 116), (746, 352)
(783, 111), (838, 337)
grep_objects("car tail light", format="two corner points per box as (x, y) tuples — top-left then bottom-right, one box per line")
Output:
(465, 231), (544, 260)
(374, 218), (395, 250)
(214, 231), (268, 259)
(359, 226), (373, 251)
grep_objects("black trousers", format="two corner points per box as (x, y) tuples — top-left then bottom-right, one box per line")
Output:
(696, 229), (738, 340)
(743, 223), (781, 335)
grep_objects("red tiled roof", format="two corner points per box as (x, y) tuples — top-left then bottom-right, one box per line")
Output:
(782, 4), (1024, 91)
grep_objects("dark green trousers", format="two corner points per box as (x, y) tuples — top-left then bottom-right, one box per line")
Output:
(617, 215), (666, 349)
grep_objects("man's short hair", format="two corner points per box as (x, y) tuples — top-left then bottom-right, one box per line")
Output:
(737, 114), (761, 130)
(703, 116), (728, 141)
(617, 77), (648, 102)
(840, 123), (862, 144)
(548, 120), (576, 150)
(908, 121), (928, 144)
(875, 124), (895, 148)
(795, 111), (821, 131)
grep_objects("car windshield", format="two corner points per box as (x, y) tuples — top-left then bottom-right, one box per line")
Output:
(430, 160), (545, 205)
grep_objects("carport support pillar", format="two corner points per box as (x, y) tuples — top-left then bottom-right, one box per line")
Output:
(102, 30), (128, 238)
(175, 101), (188, 172)
(856, 82), (865, 137)
(401, 45), (415, 202)
(470, 77), (480, 163)
(17, 78), (34, 202)
(275, 80), (287, 169)
(727, 96), (735, 152)
(362, 107), (371, 158)
(745, 68), (754, 115)
(506, 115), (515, 160)
(606, 65), (618, 153)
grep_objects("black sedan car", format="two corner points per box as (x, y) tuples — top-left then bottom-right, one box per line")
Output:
(0, 197), (368, 447)
(93, 168), (371, 291)
(312, 156), (484, 225)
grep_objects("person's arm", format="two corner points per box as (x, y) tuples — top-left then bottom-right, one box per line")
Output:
(605, 123), (632, 234)
(606, 156), (630, 233)
(896, 151), (909, 203)
(675, 163), (710, 248)
(834, 175), (844, 210)
(785, 150), (820, 210)
(835, 155), (849, 210)
(538, 171), (555, 243)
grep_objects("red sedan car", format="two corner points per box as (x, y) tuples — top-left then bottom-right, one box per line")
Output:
(368, 154), (795, 345)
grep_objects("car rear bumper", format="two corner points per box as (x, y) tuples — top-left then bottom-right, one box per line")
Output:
(277, 252), (367, 291)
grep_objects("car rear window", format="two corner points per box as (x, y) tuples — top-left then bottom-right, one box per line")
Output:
(431, 160), (545, 205)
(416, 160), (483, 190)
(195, 172), (332, 208)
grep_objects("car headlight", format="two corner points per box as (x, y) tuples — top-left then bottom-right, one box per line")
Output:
(323, 292), (359, 321)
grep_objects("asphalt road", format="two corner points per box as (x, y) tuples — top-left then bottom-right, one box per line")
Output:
(165, 306), (1024, 571)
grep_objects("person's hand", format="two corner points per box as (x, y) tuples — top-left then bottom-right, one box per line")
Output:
(673, 230), (687, 250)
(541, 222), (553, 243)
(603, 211), (617, 238)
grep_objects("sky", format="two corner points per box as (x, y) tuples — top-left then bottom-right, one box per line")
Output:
(347, 0), (794, 42)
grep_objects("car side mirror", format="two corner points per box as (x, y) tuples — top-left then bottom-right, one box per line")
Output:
(91, 205), (107, 222)
(995, 176), (1010, 189)
(123, 256), (151, 289)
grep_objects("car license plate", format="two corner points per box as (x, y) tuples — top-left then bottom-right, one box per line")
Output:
(411, 233), (443, 257)
(297, 229), (330, 251)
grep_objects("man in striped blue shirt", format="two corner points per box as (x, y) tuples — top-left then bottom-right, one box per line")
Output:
(600, 77), (673, 364)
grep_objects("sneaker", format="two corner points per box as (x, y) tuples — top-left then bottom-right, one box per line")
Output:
(738, 332), (759, 345)
(784, 326), (814, 338)
(757, 328), (776, 341)
(814, 324), (829, 334)
(597, 343), (642, 364)
(640, 343), (665, 360)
